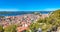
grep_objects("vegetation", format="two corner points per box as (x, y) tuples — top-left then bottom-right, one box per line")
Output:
(0, 16), (5, 18)
(4, 24), (17, 32)
(0, 11), (11, 14)
(0, 25), (4, 32)
(28, 9), (60, 32)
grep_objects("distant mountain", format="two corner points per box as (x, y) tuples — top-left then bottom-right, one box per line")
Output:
(0, 11), (52, 16)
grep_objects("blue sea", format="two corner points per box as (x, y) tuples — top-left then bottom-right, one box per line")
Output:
(0, 11), (52, 16)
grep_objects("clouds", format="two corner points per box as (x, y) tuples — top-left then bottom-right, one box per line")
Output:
(0, 8), (60, 11)
(0, 9), (19, 11)
(19, 8), (60, 11)
(42, 8), (60, 11)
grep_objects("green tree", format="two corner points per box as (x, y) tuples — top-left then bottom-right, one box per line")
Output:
(0, 25), (4, 32)
(4, 24), (17, 32)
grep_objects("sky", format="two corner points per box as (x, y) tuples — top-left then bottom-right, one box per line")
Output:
(0, 0), (60, 11)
